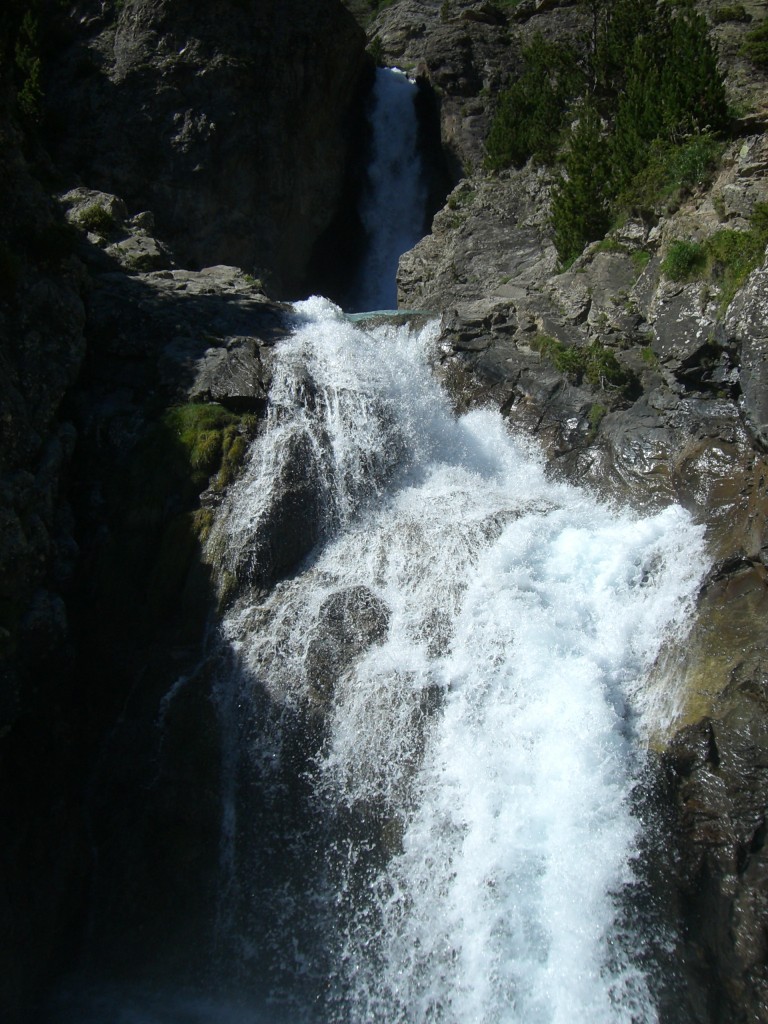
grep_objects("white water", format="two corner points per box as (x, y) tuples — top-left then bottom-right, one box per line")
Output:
(349, 67), (428, 311)
(209, 297), (707, 1023)
(49, 62), (708, 1024)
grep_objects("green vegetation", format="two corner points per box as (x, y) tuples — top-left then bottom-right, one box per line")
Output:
(740, 20), (768, 68)
(661, 240), (707, 281)
(588, 402), (608, 432)
(89, 402), (258, 624)
(661, 202), (768, 307)
(486, 0), (729, 264)
(1, 0), (45, 122)
(485, 34), (584, 170)
(707, 219), (768, 308)
(157, 403), (257, 498)
(13, 9), (42, 120)
(76, 204), (116, 236)
(551, 99), (611, 266)
(641, 345), (660, 367)
(532, 334), (637, 394)
(712, 5), (750, 23)
(616, 133), (725, 219)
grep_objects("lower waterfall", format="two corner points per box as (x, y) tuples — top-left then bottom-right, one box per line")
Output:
(200, 298), (705, 1023)
(48, 68), (709, 1024)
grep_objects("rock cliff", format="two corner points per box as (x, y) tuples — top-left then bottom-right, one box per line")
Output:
(2, 0), (768, 1019)
(46, 0), (368, 295)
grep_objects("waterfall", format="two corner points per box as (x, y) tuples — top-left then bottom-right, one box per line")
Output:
(200, 298), (706, 1024)
(48, 64), (708, 1024)
(347, 68), (428, 312)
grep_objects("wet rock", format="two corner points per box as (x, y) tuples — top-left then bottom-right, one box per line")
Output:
(306, 586), (390, 699)
(232, 429), (324, 589)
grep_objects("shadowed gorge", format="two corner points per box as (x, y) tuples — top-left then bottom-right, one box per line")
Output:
(2, 1), (768, 1022)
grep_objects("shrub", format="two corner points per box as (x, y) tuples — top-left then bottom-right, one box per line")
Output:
(551, 100), (611, 266)
(532, 335), (635, 393)
(740, 20), (768, 68)
(484, 34), (584, 170)
(661, 240), (707, 281)
(76, 204), (116, 236)
(661, 204), (768, 305)
(617, 134), (725, 218)
(583, 341), (632, 390)
(713, 5), (750, 23)
(13, 10), (42, 121)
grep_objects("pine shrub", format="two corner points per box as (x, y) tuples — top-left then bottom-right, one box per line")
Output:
(485, 34), (584, 170)
(740, 20), (768, 69)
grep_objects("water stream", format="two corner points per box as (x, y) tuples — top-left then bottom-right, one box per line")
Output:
(49, 68), (708, 1023)
(203, 297), (705, 1024)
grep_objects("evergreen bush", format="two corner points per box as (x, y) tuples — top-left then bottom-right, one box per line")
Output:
(661, 240), (707, 280)
(484, 34), (583, 170)
(712, 6), (750, 24)
(484, 0), (729, 264)
(740, 20), (768, 69)
(551, 100), (611, 267)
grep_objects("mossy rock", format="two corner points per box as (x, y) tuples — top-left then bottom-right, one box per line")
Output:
(88, 402), (258, 629)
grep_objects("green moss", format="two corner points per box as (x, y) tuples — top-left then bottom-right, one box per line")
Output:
(91, 402), (258, 625)
(642, 346), (660, 367)
(661, 204), (768, 306)
(192, 508), (215, 545)
(532, 335), (636, 394)
(588, 403), (607, 433)
(706, 227), (766, 307)
(150, 403), (257, 499)
(631, 249), (651, 273)
(447, 187), (476, 212)
(592, 238), (626, 255)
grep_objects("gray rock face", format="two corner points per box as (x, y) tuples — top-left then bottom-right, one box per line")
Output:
(724, 256), (768, 448)
(370, 0), (587, 176)
(48, 0), (368, 295)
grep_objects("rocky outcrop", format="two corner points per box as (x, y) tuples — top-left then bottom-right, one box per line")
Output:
(46, 0), (368, 295)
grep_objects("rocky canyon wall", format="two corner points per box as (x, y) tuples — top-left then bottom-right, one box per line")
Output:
(0, 0), (368, 1018)
(46, 0), (368, 294)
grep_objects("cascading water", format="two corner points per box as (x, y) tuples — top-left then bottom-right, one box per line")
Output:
(202, 299), (706, 1024)
(347, 67), (428, 311)
(49, 67), (708, 1024)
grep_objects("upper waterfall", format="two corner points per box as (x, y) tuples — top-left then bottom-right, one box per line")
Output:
(347, 68), (429, 312)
